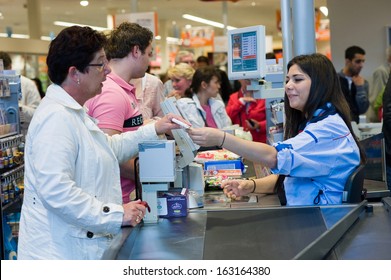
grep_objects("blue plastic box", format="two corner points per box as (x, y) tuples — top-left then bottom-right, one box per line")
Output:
(204, 159), (244, 171)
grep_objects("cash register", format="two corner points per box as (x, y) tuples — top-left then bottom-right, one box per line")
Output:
(138, 97), (204, 223)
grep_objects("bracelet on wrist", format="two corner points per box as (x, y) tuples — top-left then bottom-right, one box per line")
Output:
(218, 131), (226, 148)
(250, 179), (256, 193)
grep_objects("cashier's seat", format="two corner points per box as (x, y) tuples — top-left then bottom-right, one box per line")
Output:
(342, 164), (366, 203)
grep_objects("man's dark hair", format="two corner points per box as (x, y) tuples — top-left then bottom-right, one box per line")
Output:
(196, 55), (209, 65)
(105, 22), (153, 60)
(345, 46), (365, 60)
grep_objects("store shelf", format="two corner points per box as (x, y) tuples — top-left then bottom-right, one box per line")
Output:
(1, 74), (22, 260)
(2, 194), (23, 213)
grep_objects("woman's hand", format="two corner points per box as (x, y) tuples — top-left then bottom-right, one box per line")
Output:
(245, 119), (260, 130)
(187, 127), (225, 147)
(154, 113), (191, 135)
(221, 179), (254, 200)
(166, 90), (183, 100)
(239, 96), (256, 104)
(122, 199), (147, 227)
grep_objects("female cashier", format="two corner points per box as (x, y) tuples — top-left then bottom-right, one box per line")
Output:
(188, 53), (365, 206)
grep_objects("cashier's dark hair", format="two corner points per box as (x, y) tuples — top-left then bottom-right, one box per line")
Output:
(46, 26), (107, 85)
(274, 53), (366, 197)
(283, 53), (365, 163)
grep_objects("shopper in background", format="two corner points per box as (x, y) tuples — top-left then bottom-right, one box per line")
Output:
(17, 26), (185, 260)
(188, 53), (365, 206)
(217, 68), (234, 104)
(86, 22), (153, 203)
(31, 77), (45, 99)
(166, 62), (195, 99)
(196, 55), (210, 68)
(163, 50), (196, 96)
(381, 72), (391, 192)
(194, 55), (233, 103)
(338, 45), (369, 123)
(131, 72), (165, 120)
(0, 51), (41, 136)
(368, 45), (391, 122)
(176, 65), (231, 129)
(226, 79), (267, 143)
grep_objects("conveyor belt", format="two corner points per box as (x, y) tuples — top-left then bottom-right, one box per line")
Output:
(203, 208), (327, 259)
(103, 200), (391, 260)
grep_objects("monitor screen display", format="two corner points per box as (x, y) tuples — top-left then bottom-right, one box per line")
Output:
(360, 133), (386, 182)
(227, 25), (266, 81)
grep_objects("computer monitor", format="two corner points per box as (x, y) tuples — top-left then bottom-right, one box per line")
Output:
(227, 25), (266, 81)
(161, 97), (199, 168)
(360, 133), (386, 182)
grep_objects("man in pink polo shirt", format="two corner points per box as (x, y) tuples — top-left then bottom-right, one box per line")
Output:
(86, 22), (154, 203)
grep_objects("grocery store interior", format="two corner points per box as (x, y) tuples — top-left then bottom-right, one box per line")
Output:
(1, 0), (391, 260)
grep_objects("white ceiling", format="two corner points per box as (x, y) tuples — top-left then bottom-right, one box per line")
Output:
(0, 0), (327, 39)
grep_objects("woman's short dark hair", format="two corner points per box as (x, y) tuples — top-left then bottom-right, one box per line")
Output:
(46, 26), (107, 85)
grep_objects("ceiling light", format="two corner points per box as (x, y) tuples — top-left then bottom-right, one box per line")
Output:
(166, 37), (182, 44)
(319, 6), (328, 17)
(53, 21), (108, 31)
(0, 33), (51, 41)
(0, 33), (29, 39)
(182, 14), (236, 30)
(80, 1), (89, 7)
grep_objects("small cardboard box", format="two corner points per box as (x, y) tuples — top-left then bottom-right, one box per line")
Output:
(204, 169), (242, 178)
(157, 192), (188, 218)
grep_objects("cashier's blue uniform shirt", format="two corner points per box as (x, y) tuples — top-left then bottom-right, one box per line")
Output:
(271, 107), (360, 206)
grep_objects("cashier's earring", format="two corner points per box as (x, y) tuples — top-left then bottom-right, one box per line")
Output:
(77, 79), (80, 85)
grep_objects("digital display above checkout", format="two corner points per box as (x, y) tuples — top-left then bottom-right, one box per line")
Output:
(231, 31), (258, 73)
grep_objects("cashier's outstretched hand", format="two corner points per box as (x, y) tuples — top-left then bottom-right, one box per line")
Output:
(221, 179), (254, 200)
(188, 127), (225, 147)
(154, 113), (190, 135)
(122, 200), (147, 227)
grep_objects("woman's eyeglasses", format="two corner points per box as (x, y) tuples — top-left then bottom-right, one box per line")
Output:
(88, 62), (107, 72)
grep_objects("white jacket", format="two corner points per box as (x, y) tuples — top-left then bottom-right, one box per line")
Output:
(176, 94), (231, 129)
(19, 75), (41, 134)
(18, 84), (159, 259)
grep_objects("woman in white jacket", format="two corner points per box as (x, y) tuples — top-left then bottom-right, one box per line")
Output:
(17, 26), (186, 260)
(176, 66), (231, 129)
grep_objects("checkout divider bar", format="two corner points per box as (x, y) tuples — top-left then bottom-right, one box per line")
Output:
(293, 200), (368, 260)
(101, 226), (138, 260)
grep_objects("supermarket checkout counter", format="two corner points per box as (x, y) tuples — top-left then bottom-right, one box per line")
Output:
(104, 133), (390, 259)
(102, 196), (391, 260)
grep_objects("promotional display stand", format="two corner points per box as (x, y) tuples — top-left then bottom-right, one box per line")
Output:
(0, 72), (24, 260)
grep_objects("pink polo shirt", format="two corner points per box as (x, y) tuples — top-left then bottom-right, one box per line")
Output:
(86, 72), (143, 203)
